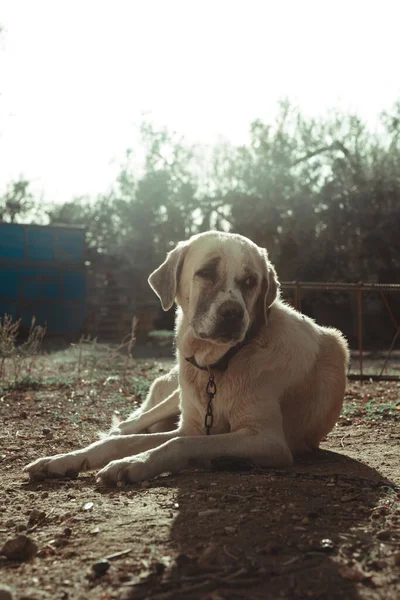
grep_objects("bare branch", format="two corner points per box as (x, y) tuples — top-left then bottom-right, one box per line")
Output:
(291, 141), (355, 169)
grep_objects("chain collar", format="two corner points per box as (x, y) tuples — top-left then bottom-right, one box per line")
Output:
(184, 321), (263, 435)
(185, 342), (245, 435)
(185, 343), (241, 435)
(204, 366), (216, 435)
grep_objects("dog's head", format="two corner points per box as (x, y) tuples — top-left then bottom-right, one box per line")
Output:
(148, 231), (279, 349)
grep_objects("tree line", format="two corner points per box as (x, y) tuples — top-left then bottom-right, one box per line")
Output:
(2, 100), (400, 287)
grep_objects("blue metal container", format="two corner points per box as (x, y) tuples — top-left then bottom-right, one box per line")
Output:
(0, 223), (86, 336)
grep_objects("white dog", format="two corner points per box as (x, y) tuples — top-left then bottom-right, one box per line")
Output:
(25, 231), (349, 485)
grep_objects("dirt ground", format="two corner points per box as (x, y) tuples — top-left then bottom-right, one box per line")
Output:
(0, 347), (399, 600)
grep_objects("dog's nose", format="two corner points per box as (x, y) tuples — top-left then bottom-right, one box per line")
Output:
(218, 301), (244, 321)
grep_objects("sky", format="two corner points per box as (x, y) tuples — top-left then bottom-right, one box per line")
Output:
(1, 0), (400, 204)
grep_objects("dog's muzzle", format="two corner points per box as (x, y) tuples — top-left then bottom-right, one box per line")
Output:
(206, 300), (246, 343)
(217, 300), (244, 322)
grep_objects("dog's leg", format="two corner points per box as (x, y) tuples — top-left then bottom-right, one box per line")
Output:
(109, 390), (180, 435)
(97, 426), (293, 486)
(24, 430), (181, 481)
(108, 367), (179, 435)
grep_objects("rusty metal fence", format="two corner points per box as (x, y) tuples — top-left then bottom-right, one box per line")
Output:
(83, 276), (400, 381)
(281, 282), (400, 381)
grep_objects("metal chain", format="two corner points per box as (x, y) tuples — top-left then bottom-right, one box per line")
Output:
(204, 366), (216, 435)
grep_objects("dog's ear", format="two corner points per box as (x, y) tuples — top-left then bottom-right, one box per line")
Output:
(148, 242), (188, 311)
(261, 249), (280, 324)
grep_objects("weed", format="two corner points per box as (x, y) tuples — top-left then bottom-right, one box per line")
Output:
(70, 334), (98, 378)
(0, 314), (46, 384)
(341, 398), (399, 421)
(363, 399), (399, 420)
(72, 316), (138, 381)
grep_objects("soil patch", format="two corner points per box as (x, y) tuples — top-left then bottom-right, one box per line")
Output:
(1, 355), (399, 600)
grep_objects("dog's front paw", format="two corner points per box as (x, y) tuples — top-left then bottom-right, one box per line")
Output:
(24, 453), (86, 481)
(109, 418), (142, 437)
(96, 455), (152, 486)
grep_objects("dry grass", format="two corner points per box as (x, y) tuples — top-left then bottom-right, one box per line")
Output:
(0, 314), (138, 391)
(0, 314), (46, 384)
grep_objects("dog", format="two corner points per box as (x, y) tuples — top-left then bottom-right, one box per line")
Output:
(25, 231), (349, 485)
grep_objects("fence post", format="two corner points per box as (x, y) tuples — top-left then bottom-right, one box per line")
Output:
(357, 284), (363, 379)
(294, 281), (301, 311)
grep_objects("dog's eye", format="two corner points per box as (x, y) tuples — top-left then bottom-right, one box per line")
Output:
(196, 268), (216, 282)
(242, 276), (257, 289)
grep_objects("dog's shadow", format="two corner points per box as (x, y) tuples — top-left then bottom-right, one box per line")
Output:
(159, 450), (396, 600)
(20, 451), (395, 599)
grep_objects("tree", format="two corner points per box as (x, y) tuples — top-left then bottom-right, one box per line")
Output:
(0, 179), (35, 223)
(47, 101), (400, 287)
